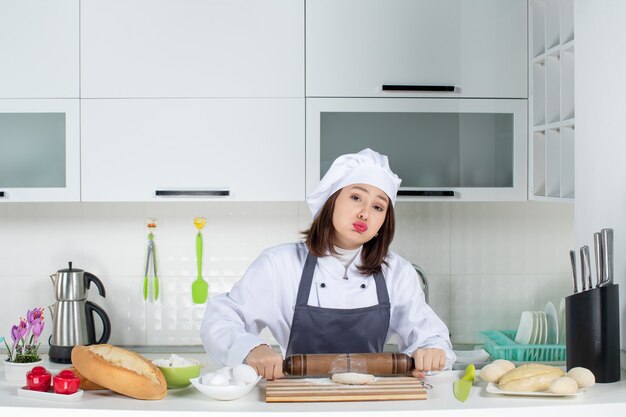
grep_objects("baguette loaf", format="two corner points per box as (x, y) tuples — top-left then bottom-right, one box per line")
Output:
(64, 366), (108, 390)
(498, 364), (564, 392)
(71, 344), (167, 400)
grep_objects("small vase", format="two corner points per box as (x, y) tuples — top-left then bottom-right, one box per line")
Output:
(3, 359), (43, 384)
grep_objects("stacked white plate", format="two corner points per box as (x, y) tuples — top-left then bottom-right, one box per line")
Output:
(514, 302), (560, 345)
(557, 298), (566, 344)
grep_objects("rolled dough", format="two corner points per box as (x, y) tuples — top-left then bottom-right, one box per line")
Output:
(331, 372), (375, 385)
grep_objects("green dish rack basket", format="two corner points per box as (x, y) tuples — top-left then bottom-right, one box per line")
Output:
(479, 330), (566, 363)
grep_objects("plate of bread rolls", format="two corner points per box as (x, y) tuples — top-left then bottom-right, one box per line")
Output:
(480, 360), (595, 397)
(486, 383), (582, 397)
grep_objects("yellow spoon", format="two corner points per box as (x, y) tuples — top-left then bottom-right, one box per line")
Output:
(191, 217), (208, 304)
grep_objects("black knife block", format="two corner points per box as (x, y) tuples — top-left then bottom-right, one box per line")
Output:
(565, 284), (621, 383)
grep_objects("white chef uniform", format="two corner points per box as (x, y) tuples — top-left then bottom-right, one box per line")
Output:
(200, 241), (455, 369)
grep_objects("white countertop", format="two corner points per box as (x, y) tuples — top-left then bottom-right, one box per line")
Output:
(2, 354), (625, 417)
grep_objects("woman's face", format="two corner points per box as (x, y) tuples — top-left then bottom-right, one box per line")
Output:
(332, 183), (389, 250)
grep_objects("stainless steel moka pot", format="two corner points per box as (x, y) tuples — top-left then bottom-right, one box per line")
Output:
(48, 262), (111, 363)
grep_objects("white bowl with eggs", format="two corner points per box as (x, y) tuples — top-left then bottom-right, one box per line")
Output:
(190, 364), (261, 401)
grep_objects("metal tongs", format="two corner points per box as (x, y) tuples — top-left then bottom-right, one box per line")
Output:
(144, 218), (159, 302)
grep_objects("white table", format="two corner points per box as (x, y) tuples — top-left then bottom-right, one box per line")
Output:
(2, 354), (625, 417)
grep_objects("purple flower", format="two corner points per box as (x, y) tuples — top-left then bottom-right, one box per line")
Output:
(31, 320), (45, 344)
(24, 308), (45, 343)
(27, 308), (44, 326)
(11, 319), (28, 349)
(7, 307), (46, 362)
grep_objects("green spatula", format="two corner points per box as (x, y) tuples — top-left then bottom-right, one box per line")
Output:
(192, 217), (208, 304)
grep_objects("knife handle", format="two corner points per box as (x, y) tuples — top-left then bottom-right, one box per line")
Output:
(283, 353), (413, 376)
(594, 232), (603, 288)
(582, 245), (593, 290)
(579, 248), (587, 291)
(601, 228), (614, 285)
(569, 249), (578, 293)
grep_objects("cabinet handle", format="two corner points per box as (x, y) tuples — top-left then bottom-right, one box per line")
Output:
(397, 190), (455, 197)
(155, 189), (230, 197)
(382, 85), (456, 92)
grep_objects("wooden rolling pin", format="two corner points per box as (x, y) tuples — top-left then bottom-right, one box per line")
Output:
(283, 353), (414, 377)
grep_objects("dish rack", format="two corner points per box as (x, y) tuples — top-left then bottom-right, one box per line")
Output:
(479, 330), (566, 363)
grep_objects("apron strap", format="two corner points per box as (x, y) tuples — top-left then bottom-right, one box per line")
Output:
(373, 270), (390, 305)
(295, 252), (318, 306)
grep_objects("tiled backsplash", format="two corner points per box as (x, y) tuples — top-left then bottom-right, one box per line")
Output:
(0, 201), (574, 347)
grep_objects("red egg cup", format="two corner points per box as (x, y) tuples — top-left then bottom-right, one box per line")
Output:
(26, 366), (52, 392)
(53, 370), (81, 395)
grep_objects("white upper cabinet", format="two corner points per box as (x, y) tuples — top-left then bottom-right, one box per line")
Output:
(306, 0), (527, 98)
(0, 99), (80, 202)
(81, 99), (304, 201)
(0, 0), (79, 98)
(81, 0), (304, 98)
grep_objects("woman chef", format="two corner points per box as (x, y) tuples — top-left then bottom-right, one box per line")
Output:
(201, 149), (454, 380)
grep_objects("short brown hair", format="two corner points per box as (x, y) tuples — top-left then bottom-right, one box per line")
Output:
(302, 189), (396, 276)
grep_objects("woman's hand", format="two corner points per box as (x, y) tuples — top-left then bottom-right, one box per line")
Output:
(411, 348), (446, 378)
(245, 344), (285, 380)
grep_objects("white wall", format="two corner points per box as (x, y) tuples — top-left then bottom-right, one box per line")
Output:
(575, 1), (626, 364)
(0, 201), (573, 348)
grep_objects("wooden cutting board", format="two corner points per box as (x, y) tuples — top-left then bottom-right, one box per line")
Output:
(266, 376), (427, 402)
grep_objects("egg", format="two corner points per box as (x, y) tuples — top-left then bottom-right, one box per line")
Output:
(200, 372), (216, 385)
(207, 372), (230, 386)
(232, 364), (258, 384)
(218, 366), (233, 379)
(231, 379), (247, 386)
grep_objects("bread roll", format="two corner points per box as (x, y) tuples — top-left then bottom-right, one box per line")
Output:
(64, 367), (108, 390)
(491, 359), (515, 372)
(550, 376), (578, 394)
(566, 367), (595, 388)
(71, 344), (167, 400)
(479, 363), (509, 383)
(498, 364), (564, 392)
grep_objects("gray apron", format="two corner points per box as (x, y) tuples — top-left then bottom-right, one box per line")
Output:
(285, 253), (391, 356)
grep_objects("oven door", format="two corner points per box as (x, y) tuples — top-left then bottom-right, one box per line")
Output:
(306, 98), (527, 201)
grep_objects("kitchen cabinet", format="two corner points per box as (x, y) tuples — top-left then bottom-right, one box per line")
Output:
(306, 0), (527, 98)
(0, 99), (80, 202)
(80, 0), (304, 98)
(0, 0), (79, 98)
(81, 99), (304, 202)
(306, 98), (527, 201)
(529, 0), (575, 201)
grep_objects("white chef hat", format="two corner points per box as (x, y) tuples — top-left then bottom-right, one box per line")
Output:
(307, 148), (402, 218)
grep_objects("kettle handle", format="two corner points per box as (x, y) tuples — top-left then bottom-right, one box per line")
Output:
(86, 301), (111, 345)
(84, 272), (106, 298)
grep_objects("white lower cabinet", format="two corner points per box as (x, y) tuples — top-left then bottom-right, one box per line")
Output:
(81, 99), (304, 201)
(0, 99), (80, 202)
